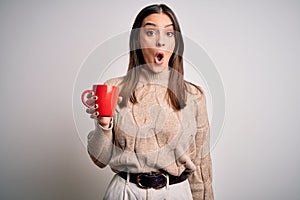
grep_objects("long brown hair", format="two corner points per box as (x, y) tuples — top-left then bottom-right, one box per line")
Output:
(119, 4), (186, 110)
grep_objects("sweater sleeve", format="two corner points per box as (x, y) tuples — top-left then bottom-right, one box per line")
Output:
(188, 88), (214, 200)
(87, 118), (114, 168)
(87, 77), (122, 168)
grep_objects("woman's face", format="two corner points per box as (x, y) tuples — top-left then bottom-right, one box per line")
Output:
(139, 13), (175, 73)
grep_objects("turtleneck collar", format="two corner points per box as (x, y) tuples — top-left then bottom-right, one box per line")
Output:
(139, 66), (170, 85)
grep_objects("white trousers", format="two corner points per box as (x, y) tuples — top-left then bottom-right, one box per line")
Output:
(103, 173), (193, 200)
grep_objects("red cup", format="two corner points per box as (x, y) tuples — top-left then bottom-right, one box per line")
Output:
(81, 84), (119, 117)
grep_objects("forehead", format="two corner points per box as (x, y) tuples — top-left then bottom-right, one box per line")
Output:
(142, 13), (173, 27)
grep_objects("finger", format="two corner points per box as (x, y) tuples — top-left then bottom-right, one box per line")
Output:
(98, 116), (112, 127)
(86, 91), (95, 99)
(86, 105), (97, 114)
(90, 111), (99, 119)
(86, 96), (97, 106)
(117, 96), (123, 104)
(87, 95), (97, 101)
(98, 116), (112, 125)
(86, 107), (96, 114)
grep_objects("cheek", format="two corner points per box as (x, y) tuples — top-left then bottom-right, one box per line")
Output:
(139, 37), (146, 48)
(164, 38), (175, 51)
(166, 42), (175, 57)
(141, 48), (153, 62)
(141, 48), (150, 55)
(139, 35), (155, 48)
(139, 38), (152, 60)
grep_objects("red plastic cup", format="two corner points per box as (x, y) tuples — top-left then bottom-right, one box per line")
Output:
(81, 84), (119, 117)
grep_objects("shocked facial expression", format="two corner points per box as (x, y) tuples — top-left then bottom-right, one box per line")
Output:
(139, 13), (176, 73)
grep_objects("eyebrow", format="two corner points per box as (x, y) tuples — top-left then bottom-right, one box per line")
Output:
(143, 22), (174, 28)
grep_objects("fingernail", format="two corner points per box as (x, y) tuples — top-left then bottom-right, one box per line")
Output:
(95, 111), (99, 116)
(94, 104), (98, 109)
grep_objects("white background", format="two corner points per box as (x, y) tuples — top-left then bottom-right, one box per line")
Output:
(0, 1), (299, 199)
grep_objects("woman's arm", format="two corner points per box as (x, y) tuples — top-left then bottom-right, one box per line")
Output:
(188, 87), (214, 200)
(87, 119), (114, 168)
(87, 77), (122, 168)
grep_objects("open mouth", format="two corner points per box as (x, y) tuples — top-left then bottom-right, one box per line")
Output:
(154, 52), (165, 65)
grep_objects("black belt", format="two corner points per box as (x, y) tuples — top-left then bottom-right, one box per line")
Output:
(118, 171), (190, 189)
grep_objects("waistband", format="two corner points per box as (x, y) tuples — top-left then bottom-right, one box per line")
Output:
(118, 171), (190, 189)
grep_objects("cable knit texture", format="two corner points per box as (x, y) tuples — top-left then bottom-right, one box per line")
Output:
(87, 67), (214, 200)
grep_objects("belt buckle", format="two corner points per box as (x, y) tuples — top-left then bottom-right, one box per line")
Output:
(136, 172), (167, 190)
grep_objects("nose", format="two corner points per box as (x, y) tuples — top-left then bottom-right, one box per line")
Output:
(156, 41), (165, 47)
(156, 32), (165, 47)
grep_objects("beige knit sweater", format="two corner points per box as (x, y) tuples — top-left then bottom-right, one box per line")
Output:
(87, 67), (214, 200)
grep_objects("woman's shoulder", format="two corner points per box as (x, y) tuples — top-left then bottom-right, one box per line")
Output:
(184, 81), (205, 99)
(104, 76), (124, 86)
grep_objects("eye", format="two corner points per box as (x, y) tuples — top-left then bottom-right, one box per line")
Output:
(146, 30), (156, 36)
(166, 31), (174, 37)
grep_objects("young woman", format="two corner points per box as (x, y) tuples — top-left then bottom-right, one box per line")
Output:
(85, 4), (214, 200)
